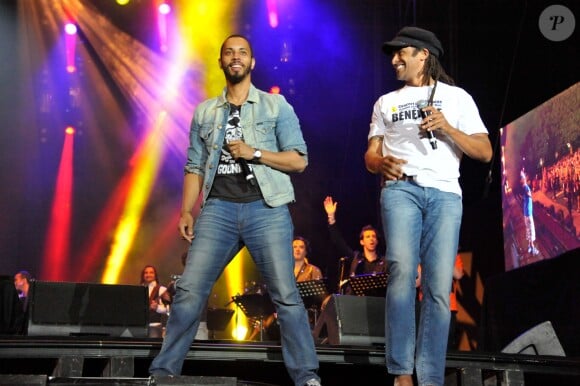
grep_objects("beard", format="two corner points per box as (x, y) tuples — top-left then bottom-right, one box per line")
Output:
(222, 63), (252, 84)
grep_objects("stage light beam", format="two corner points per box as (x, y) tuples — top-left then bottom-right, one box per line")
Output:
(101, 111), (168, 284)
(64, 23), (77, 73)
(157, 3), (171, 52)
(41, 126), (75, 280)
(233, 324), (248, 341)
(266, 0), (279, 28)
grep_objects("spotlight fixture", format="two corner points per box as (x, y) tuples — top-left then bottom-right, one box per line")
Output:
(158, 3), (171, 15)
(64, 23), (77, 35)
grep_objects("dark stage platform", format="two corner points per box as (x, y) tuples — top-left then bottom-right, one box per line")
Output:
(1, 336), (579, 385)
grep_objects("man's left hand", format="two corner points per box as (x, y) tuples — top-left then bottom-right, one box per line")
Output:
(420, 106), (451, 136)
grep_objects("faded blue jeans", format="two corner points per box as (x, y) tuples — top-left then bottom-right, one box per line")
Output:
(149, 198), (320, 386)
(380, 180), (462, 386)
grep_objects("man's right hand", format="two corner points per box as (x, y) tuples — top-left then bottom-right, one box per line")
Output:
(377, 155), (407, 181)
(179, 212), (195, 243)
(323, 196), (337, 216)
(364, 136), (407, 180)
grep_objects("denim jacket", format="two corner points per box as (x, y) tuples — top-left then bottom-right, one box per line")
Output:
(184, 84), (308, 207)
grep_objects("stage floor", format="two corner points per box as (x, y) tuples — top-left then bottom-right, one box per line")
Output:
(1, 336), (579, 385)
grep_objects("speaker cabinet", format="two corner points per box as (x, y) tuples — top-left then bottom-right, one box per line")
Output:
(313, 294), (385, 346)
(501, 320), (566, 356)
(27, 281), (148, 338)
(0, 277), (25, 334)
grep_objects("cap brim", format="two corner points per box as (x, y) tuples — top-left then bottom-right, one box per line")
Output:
(381, 39), (410, 55)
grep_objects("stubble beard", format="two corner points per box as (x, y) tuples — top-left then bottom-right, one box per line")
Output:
(223, 64), (251, 84)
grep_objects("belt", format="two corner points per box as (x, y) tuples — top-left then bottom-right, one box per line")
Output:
(398, 174), (415, 182)
(381, 174), (415, 187)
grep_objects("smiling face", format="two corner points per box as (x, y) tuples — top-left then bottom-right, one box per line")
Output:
(391, 46), (428, 86)
(219, 36), (255, 84)
(142, 266), (157, 285)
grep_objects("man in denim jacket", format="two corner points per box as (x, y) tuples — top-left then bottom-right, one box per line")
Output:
(149, 34), (321, 386)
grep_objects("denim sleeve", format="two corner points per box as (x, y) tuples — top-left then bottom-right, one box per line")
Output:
(183, 107), (208, 176)
(275, 95), (308, 161)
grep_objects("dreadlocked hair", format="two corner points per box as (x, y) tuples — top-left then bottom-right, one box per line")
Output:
(417, 49), (455, 86)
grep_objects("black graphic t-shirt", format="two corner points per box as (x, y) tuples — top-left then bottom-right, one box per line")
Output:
(208, 104), (262, 203)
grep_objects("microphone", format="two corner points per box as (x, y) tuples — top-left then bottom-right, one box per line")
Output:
(239, 158), (256, 186)
(227, 138), (256, 186)
(416, 99), (437, 150)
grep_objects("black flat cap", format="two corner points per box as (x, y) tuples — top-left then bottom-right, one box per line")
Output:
(382, 26), (444, 58)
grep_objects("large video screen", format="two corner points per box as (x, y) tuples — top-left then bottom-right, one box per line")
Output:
(501, 82), (579, 271)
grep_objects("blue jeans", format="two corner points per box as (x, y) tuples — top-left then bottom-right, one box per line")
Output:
(149, 198), (320, 386)
(380, 181), (462, 386)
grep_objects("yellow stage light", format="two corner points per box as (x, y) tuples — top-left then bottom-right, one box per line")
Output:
(232, 324), (248, 341)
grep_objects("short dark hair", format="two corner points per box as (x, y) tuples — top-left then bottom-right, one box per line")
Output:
(359, 225), (378, 240)
(293, 235), (311, 257)
(220, 34), (254, 58)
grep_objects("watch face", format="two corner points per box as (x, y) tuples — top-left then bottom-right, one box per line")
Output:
(254, 150), (262, 159)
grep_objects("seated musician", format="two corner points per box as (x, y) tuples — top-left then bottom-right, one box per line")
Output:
(140, 265), (168, 337)
(293, 236), (323, 282)
(323, 196), (387, 296)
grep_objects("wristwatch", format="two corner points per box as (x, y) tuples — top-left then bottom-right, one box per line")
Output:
(252, 148), (262, 162)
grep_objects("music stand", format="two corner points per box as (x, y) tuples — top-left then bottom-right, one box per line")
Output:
(232, 293), (275, 341)
(207, 308), (234, 339)
(349, 273), (388, 297)
(296, 279), (329, 327)
(296, 280), (328, 310)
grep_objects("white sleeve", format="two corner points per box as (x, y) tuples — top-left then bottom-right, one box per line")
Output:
(156, 286), (168, 314)
(457, 89), (488, 135)
(368, 98), (386, 140)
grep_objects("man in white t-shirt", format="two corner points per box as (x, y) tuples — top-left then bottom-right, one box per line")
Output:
(364, 26), (492, 386)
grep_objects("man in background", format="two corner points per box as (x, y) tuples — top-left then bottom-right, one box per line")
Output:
(13, 270), (31, 313)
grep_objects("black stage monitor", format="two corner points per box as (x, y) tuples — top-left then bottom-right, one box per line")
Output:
(27, 281), (148, 338)
(0, 275), (25, 334)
